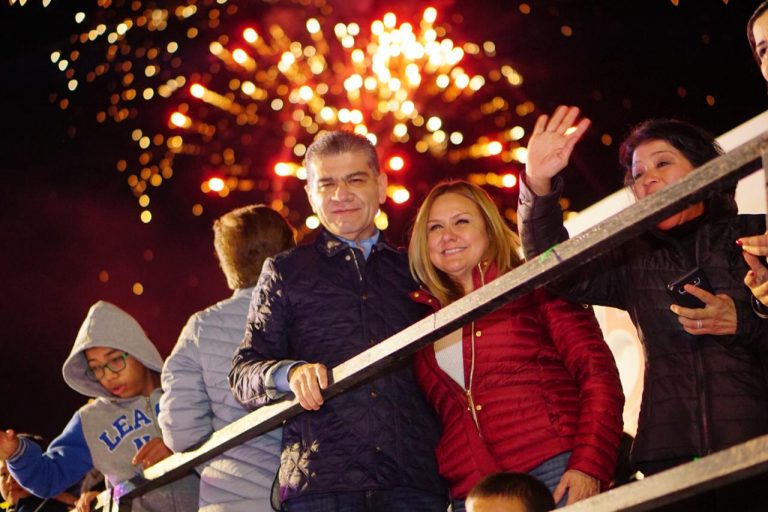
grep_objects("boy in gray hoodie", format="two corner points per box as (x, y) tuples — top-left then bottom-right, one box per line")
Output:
(0, 301), (199, 512)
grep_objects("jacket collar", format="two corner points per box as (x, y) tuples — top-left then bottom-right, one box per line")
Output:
(232, 287), (254, 300)
(708, 191), (738, 217)
(471, 260), (498, 290)
(314, 227), (399, 257)
(646, 191), (738, 242)
(410, 288), (441, 311)
(410, 260), (500, 311)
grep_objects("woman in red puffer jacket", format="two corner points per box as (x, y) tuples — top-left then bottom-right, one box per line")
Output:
(408, 180), (624, 510)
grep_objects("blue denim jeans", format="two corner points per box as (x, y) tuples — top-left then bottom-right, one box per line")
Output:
(282, 487), (447, 512)
(451, 451), (572, 511)
(527, 451), (571, 508)
(528, 451), (571, 495)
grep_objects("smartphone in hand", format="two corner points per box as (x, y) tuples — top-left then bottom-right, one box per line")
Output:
(667, 267), (712, 308)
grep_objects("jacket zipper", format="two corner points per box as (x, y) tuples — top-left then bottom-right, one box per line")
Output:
(692, 229), (711, 455)
(693, 343), (710, 455)
(465, 262), (486, 435)
(466, 323), (481, 434)
(349, 247), (363, 282)
(668, 224), (711, 455)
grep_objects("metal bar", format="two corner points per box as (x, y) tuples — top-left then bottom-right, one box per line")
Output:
(102, 130), (768, 509)
(560, 433), (768, 511)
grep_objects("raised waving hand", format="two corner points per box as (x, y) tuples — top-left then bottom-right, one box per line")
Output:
(525, 105), (591, 196)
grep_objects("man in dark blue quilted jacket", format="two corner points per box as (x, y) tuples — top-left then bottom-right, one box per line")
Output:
(229, 130), (447, 512)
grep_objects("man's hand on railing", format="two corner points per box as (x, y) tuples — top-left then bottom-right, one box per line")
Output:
(288, 363), (329, 411)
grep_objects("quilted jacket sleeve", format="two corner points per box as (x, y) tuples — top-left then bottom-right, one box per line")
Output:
(229, 257), (294, 411)
(518, 174), (630, 310)
(731, 216), (768, 350)
(538, 289), (625, 487)
(517, 175), (571, 259)
(159, 315), (214, 453)
(730, 292), (768, 350)
(721, 284), (768, 353)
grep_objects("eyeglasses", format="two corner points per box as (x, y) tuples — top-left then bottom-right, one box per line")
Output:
(85, 352), (129, 381)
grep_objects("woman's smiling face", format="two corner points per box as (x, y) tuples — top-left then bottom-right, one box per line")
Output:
(426, 191), (490, 294)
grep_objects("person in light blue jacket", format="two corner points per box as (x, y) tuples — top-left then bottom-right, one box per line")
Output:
(159, 204), (295, 512)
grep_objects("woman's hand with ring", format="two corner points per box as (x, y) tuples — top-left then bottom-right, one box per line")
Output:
(670, 285), (737, 335)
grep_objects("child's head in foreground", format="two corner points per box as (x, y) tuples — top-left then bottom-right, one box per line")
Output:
(466, 472), (555, 512)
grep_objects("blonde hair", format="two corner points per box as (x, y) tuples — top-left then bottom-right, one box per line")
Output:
(408, 181), (523, 305)
(213, 205), (296, 290)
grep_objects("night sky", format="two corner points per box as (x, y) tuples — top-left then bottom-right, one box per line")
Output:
(1, 0), (765, 445)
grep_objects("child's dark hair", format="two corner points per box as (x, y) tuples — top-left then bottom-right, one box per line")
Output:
(467, 472), (555, 512)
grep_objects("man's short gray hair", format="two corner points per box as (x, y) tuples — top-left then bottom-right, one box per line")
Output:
(304, 130), (380, 184)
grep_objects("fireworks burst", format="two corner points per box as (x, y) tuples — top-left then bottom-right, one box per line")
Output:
(21, 0), (535, 235)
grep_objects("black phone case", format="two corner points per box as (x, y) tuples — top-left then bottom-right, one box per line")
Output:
(667, 267), (712, 308)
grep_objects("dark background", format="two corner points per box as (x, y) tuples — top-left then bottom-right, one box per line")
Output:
(1, 0), (765, 443)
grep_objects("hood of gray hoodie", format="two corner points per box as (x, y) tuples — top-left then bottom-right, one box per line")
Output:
(62, 301), (164, 398)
